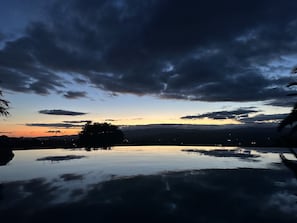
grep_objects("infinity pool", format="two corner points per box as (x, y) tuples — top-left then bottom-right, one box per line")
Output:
(1, 146), (296, 223)
(0, 146), (285, 183)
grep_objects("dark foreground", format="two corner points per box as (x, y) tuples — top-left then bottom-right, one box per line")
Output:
(1, 168), (297, 223)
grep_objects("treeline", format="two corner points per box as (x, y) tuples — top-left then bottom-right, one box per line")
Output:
(123, 125), (285, 147)
(0, 124), (293, 150)
(0, 135), (78, 150)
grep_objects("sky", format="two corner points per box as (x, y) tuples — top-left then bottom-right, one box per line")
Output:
(0, 0), (296, 137)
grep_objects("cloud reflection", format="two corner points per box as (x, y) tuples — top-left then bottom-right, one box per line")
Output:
(1, 168), (297, 222)
(36, 155), (86, 162)
(181, 148), (261, 161)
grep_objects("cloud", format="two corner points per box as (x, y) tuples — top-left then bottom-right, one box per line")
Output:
(181, 108), (288, 125)
(0, 32), (5, 41)
(0, 0), (297, 103)
(39, 109), (87, 116)
(0, 131), (12, 134)
(104, 119), (117, 122)
(266, 98), (297, 108)
(73, 77), (88, 84)
(63, 91), (87, 99)
(46, 130), (61, 134)
(63, 120), (91, 124)
(26, 123), (83, 128)
(181, 108), (258, 120)
(240, 113), (288, 124)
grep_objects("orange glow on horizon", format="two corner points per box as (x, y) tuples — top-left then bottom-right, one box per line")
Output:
(0, 117), (241, 138)
(1, 126), (81, 138)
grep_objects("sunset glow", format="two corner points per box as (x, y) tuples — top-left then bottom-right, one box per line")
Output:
(0, 0), (295, 137)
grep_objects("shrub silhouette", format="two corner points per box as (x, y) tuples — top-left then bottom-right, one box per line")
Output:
(0, 135), (14, 165)
(78, 122), (124, 149)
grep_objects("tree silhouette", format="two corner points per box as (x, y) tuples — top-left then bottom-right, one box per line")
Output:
(78, 122), (124, 149)
(278, 66), (297, 176)
(278, 67), (297, 137)
(0, 90), (12, 165)
(0, 90), (9, 116)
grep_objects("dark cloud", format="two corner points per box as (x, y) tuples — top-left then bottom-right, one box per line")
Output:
(0, 32), (5, 41)
(46, 130), (61, 133)
(26, 123), (83, 128)
(104, 119), (117, 122)
(39, 109), (87, 116)
(0, 27), (66, 94)
(181, 108), (258, 120)
(63, 120), (91, 124)
(73, 77), (88, 84)
(1, 0), (297, 103)
(241, 113), (288, 124)
(63, 91), (87, 99)
(266, 98), (297, 108)
(181, 108), (288, 125)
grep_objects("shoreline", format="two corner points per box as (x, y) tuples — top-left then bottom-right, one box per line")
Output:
(8, 144), (291, 155)
(9, 144), (288, 150)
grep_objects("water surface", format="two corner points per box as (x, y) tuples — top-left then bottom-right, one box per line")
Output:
(0, 146), (284, 183)
(1, 146), (297, 222)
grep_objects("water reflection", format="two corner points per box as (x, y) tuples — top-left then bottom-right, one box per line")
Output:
(60, 173), (84, 181)
(0, 168), (297, 222)
(181, 148), (261, 161)
(0, 146), (284, 183)
(1, 146), (297, 222)
(0, 135), (15, 166)
(0, 148), (14, 166)
(85, 146), (112, 151)
(280, 152), (297, 178)
(36, 155), (86, 162)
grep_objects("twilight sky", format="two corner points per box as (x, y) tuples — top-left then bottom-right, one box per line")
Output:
(0, 0), (296, 137)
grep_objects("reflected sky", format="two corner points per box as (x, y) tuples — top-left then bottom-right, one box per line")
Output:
(1, 146), (297, 222)
(1, 168), (297, 222)
(0, 146), (285, 183)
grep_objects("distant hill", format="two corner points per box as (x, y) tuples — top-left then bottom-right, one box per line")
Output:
(3, 123), (287, 149)
(122, 124), (283, 147)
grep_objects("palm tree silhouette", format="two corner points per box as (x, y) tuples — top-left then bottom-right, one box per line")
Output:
(0, 90), (9, 116)
(278, 67), (297, 133)
(0, 91), (12, 166)
(278, 66), (297, 176)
